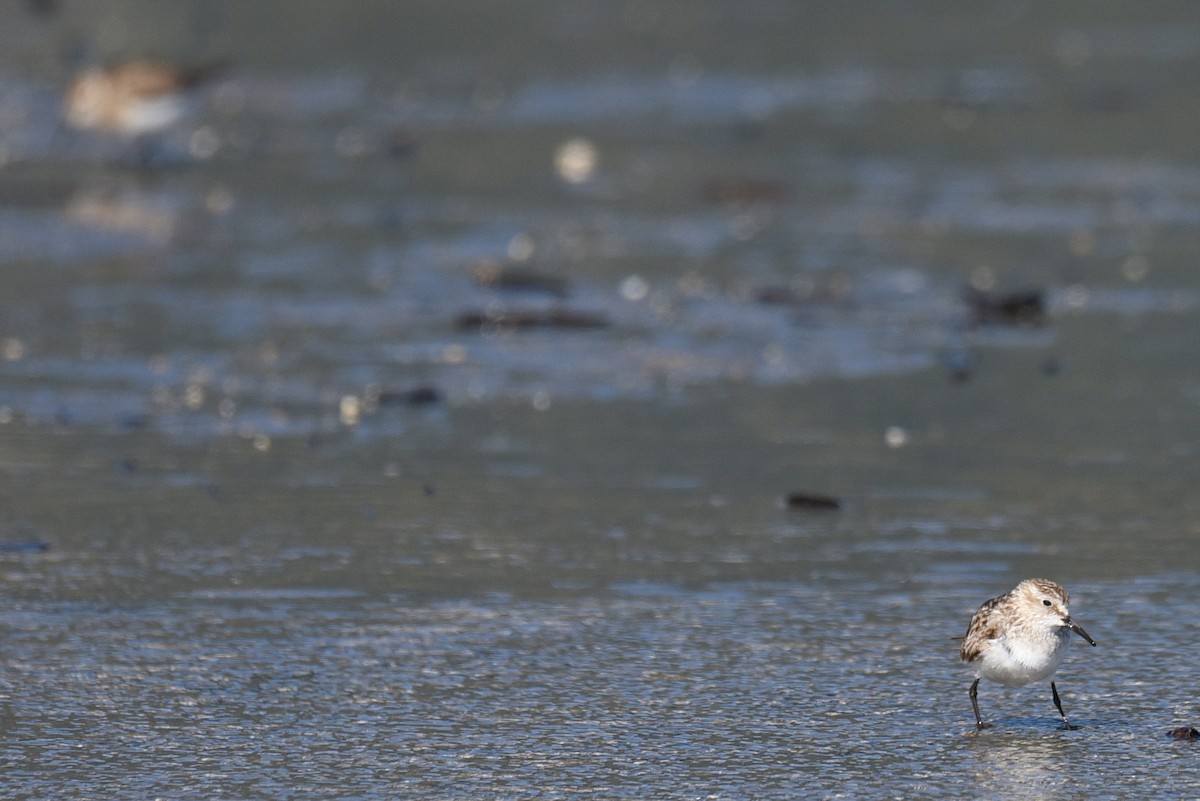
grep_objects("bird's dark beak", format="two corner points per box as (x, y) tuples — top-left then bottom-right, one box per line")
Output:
(1065, 618), (1096, 646)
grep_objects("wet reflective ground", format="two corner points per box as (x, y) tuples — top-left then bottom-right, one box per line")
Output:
(2, 1), (1200, 797)
(4, 564), (1200, 797)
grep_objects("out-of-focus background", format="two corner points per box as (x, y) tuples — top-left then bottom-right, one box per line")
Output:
(1, 1), (1199, 796)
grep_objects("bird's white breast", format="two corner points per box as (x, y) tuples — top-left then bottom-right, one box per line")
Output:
(975, 627), (1070, 687)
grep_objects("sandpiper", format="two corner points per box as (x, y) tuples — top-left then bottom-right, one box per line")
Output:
(960, 578), (1096, 730)
(63, 60), (216, 138)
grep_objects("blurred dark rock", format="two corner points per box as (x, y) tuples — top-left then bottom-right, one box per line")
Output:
(0, 540), (49, 554)
(377, 386), (442, 407)
(456, 308), (610, 332)
(965, 288), (1046, 327)
(472, 261), (568, 298)
(753, 285), (803, 306)
(785, 492), (841, 511)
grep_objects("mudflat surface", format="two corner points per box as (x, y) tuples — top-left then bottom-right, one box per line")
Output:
(0, 2), (1198, 797)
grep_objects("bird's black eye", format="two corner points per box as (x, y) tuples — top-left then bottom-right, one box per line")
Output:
(1042, 599), (1052, 606)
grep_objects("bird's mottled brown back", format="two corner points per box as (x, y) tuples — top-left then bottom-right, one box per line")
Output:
(959, 590), (1010, 663)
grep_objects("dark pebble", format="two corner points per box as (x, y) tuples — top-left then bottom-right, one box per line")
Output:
(0, 540), (50, 554)
(118, 414), (150, 430)
(377, 386), (442, 407)
(456, 308), (610, 332)
(472, 262), (569, 298)
(965, 288), (1046, 327)
(786, 492), (841, 511)
(753, 285), (802, 306)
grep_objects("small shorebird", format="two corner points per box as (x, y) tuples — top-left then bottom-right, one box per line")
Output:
(960, 578), (1096, 730)
(63, 60), (217, 140)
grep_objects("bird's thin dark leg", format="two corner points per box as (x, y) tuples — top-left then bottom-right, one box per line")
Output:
(969, 678), (985, 729)
(1051, 681), (1078, 730)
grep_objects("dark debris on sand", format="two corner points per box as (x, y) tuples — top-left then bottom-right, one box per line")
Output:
(471, 261), (569, 298)
(785, 492), (842, 511)
(456, 308), (610, 332)
(965, 288), (1046, 327)
(376, 386), (442, 407)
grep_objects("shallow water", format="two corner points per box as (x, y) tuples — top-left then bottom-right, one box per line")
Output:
(2, 570), (1199, 798)
(1, 1), (1200, 798)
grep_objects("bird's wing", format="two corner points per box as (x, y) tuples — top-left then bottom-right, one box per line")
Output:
(959, 594), (1006, 662)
